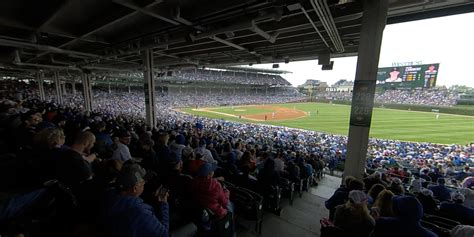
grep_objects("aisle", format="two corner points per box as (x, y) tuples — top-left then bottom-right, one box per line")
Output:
(238, 175), (341, 237)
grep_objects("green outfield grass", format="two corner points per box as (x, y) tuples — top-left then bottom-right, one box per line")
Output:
(181, 103), (474, 145)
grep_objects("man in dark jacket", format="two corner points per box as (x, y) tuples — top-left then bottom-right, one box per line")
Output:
(104, 164), (169, 237)
(372, 196), (437, 237)
(428, 178), (452, 202)
(326, 178), (364, 221)
(55, 131), (96, 187)
(440, 192), (474, 225)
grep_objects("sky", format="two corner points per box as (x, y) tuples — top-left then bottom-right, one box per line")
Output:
(247, 12), (474, 87)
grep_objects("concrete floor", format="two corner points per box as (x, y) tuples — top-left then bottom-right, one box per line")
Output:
(238, 175), (342, 237)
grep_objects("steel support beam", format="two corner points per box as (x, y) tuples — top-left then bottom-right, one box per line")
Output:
(26, 0), (161, 62)
(344, 0), (388, 180)
(62, 82), (67, 96)
(72, 81), (76, 95)
(142, 49), (157, 128)
(81, 72), (93, 112)
(53, 71), (63, 104)
(36, 72), (46, 100)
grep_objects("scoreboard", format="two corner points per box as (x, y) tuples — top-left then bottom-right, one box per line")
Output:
(376, 63), (440, 89)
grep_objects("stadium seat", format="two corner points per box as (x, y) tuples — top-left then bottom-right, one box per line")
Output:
(222, 181), (263, 234)
(320, 218), (347, 237)
(295, 179), (304, 198)
(280, 178), (295, 205)
(0, 180), (78, 237)
(420, 220), (450, 237)
(424, 214), (461, 230)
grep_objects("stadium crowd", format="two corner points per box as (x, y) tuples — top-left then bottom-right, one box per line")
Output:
(0, 79), (473, 237)
(317, 88), (460, 107)
(174, 69), (290, 85)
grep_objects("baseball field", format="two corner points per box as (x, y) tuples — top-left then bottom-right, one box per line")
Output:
(180, 102), (474, 145)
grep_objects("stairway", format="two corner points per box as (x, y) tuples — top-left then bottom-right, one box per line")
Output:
(237, 175), (341, 237)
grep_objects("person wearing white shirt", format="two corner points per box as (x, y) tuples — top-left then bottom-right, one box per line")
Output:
(112, 130), (133, 163)
(194, 139), (216, 164)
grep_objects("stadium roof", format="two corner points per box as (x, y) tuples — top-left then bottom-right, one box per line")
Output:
(209, 66), (292, 75)
(0, 0), (473, 76)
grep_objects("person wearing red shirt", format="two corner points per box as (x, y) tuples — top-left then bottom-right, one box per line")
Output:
(190, 162), (231, 219)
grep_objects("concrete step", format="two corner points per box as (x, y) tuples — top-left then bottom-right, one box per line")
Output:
(237, 175), (341, 237)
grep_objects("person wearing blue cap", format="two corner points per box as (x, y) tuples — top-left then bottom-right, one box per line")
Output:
(104, 164), (170, 237)
(169, 134), (186, 160)
(190, 162), (231, 220)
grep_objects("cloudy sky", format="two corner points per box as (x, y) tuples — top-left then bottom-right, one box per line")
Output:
(249, 12), (474, 87)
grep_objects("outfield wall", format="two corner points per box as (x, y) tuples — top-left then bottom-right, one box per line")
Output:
(310, 99), (474, 116)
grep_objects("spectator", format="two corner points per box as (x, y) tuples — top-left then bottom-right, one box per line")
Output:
(104, 164), (169, 237)
(55, 131), (96, 187)
(459, 188), (474, 209)
(194, 139), (216, 164)
(416, 189), (439, 215)
(387, 178), (405, 196)
(410, 174), (425, 193)
(439, 192), (474, 225)
(367, 184), (386, 206)
(138, 138), (159, 173)
(154, 131), (172, 164)
(111, 130), (133, 164)
(450, 225), (474, 237)
(456, 167), (472, 181)
(326, 179), (364, 221)
(428, 178), (452, 202)
(12, 110), (42, 151)
(169, 134), (186, 160)
(333, 190), (375, 237)
(373, 196), (437, 237)
(190, 162), (231, 220)
(257, 158), (281, 197)
(29, 127), (66, 184)
(364, 171), (387, 191)
(92, 121), (113, 157)
(373, 190), (395, 218)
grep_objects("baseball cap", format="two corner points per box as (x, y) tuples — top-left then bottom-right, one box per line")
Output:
(197, 162), (217, 177)
(348, 190), (368, 204)
(116, 164), (146, 189)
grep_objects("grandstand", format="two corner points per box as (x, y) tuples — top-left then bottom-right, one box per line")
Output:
(1, 1), (474, 237)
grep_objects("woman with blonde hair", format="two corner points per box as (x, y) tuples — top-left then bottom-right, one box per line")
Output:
(34, 127), (66, 150)
(30, 127), (66, 184)
(334, 190), (375, 237)
(373, 189), (395, 217)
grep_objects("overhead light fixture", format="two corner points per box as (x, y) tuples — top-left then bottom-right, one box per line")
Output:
(322, 61), (334, 70)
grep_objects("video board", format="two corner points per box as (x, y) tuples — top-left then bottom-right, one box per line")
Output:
(376, 63), (440, 89)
